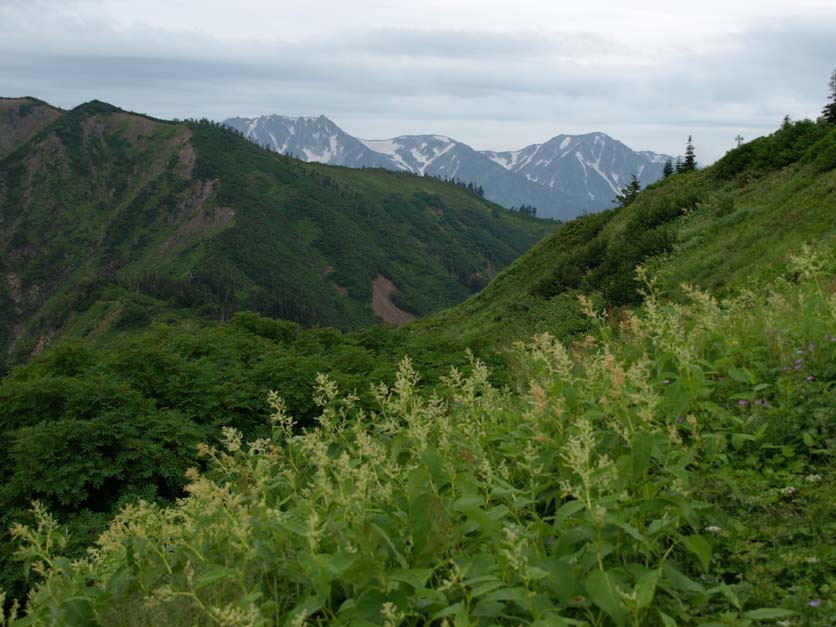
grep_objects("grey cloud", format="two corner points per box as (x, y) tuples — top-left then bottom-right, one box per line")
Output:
(1, 14), (834, 163)
(332, 28), (615, 60)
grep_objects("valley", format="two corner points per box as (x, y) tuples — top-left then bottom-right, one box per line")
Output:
(1, 96), (835, 625)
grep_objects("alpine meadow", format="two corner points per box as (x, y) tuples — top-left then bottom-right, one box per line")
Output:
(1, 5), (836, 626)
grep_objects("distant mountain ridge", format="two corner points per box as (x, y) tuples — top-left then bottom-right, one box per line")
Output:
(224, 114), (673, 219)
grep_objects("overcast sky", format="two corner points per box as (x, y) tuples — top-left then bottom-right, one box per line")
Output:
(2, 0), (835, 162)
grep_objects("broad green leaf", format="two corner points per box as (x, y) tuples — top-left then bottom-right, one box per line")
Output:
(453, 494), (484, 510)
(483, 586), (529, 605)
(682, 534), (712, 572)
(631, 432), (655, 479)
(553, 500), (586, 527)
(731, 433), (755, 449)
(430, 602), (465, 621)
(284, 596), (324, 627)
(470, 580), (503, 598)
(727, 366), (753, 383)
(635, 571), (658, 609)
(532, 617), (585, 627)
(325, 552), (359, 577)
(471, 598), (504, 618)
(534, 557), (576, 604)
(658, 611), (678, 627)
(744, 608), (798, 620)
(710, 583), (741, 611)
(389, 568), (433, 590)
(194, 566), (239, 590)
(585, 569), (628, 625)
(662, 560), (705, 593)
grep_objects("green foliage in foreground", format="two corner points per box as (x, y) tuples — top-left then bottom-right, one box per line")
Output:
(0, 309), (507, 599)
(3, 247), (833, 626)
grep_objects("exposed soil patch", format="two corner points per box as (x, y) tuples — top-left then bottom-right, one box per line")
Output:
(29, 333), (52, 357)
(94, 305), (124, 335)
(371, 275), (415, 325)
(175, 131), (196, 179)
(81, 116), (105, 146)
(6, 273), (22, 305)
(159, 204), (235, 254)
(108, 113), (161, 143)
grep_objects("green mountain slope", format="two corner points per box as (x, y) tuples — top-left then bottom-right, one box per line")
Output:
(0, 97), (63, 161)
(416, 118), (836, 347)
(0, 100), (553, 370)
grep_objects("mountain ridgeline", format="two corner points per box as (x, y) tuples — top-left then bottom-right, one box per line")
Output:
(0, 98), (553, 371)
(224, 114), (672, 220)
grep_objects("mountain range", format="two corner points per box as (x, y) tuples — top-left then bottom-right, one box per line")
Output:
(224, 114), (673, 220)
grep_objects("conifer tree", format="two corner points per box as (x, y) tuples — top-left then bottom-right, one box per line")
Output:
(663, 158), (674, 178)
(614, 174), (641, 208)
(681, 136), (697, 172)
(823, 68), (836, 125)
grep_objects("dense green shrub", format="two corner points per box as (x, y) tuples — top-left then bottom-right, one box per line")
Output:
(3, 247), (833, 625)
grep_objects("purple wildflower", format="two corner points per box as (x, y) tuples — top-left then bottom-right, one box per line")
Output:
(738, 399), (749, 407)
(808, 599), (821, 608)
(795, 358), (804, 365)
(807, 375), (816, 382)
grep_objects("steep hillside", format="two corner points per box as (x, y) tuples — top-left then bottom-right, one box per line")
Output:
(416, 118), (836, 346)
(0, 97), (63, 160)
(0, 100), (553, 370)
(224, 113), (672, 219)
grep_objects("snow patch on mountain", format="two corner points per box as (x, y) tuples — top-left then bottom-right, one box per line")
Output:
(224, 114), (673, 220)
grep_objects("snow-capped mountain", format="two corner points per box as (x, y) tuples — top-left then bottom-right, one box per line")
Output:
(224, 114), (396, 169)
(483, 133), (670, 208)
(224, 114), (672, 220)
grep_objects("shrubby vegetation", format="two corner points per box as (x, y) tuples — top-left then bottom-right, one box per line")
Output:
(3, 246), (833, 625)
(418, 117), (836, 350)
(0, 307), (518, 600)
(1, 104), (835, 624)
